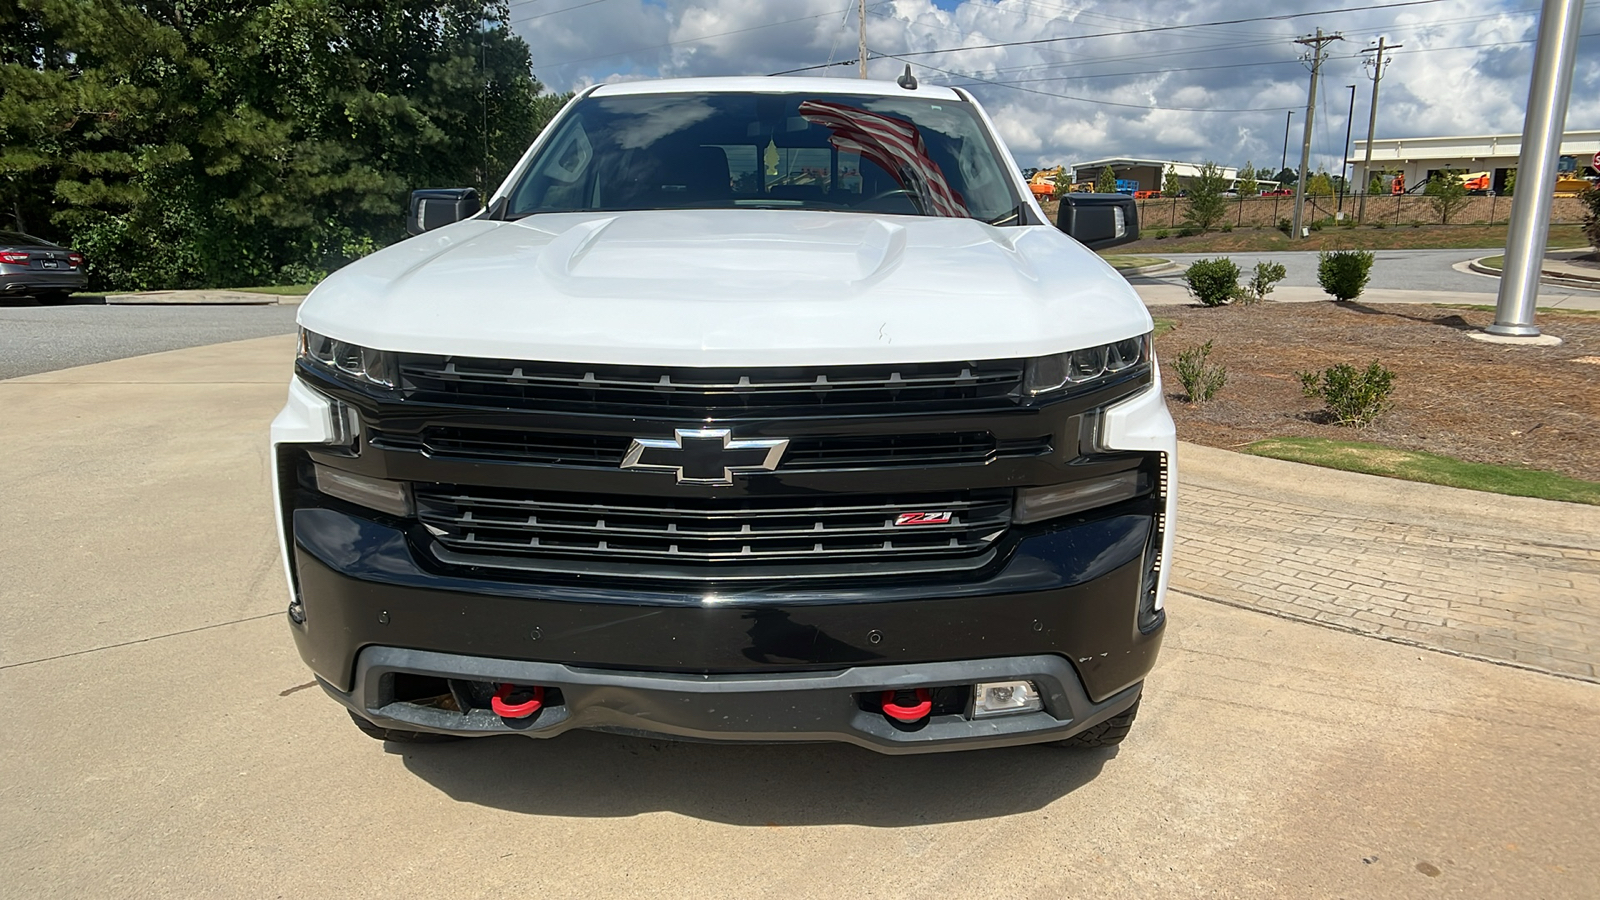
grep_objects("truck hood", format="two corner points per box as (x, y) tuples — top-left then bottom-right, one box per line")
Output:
(298, 209), (1151, 366)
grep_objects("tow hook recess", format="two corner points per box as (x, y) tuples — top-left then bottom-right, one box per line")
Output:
(491, 683), (545, 719)
(880, 688), (932, 723)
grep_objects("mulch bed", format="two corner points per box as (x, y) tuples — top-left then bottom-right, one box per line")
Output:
(1152, 302), (1600, 483)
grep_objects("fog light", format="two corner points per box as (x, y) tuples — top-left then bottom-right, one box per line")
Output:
(314, 463), (412, 516)
(972, 680), (1043, 718)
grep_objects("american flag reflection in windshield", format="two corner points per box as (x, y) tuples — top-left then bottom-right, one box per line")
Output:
(797, 100), (970, 218)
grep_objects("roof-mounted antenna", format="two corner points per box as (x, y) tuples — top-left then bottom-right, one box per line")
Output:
(897, 64), (918, 90)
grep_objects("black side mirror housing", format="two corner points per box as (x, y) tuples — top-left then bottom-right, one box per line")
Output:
(407, 188), (482, 235)
(1056, 193), (1139, 251)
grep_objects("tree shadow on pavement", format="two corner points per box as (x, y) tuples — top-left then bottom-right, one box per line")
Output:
(395, 730), (1115, 825)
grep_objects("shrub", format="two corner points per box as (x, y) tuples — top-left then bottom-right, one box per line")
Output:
(1317, 248), (1374, 301)
(1184, 257), (1241, 307)
(1153, 228), (1169, 240)
(1372, 221), (1387, 229)
(1580, 186), (1600, 252)
(1297, 361), (1396, 426)
(1175, 342), (1227, 402)
(1177, 225), (1200, 237)
(1309, 219), (1324, 232)
(1239, 261), (1287, 305)
(1220, 223), (1234, 233)
(1276, 218), (1292, 235)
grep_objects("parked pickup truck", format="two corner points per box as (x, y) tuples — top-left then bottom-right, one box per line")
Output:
(271, 75), (1175, 754)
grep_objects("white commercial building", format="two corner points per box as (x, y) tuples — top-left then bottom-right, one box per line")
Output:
(1352, 130), (1600, 193)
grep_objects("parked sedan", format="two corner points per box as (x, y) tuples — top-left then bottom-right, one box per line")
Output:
(0, 231), (86, 302)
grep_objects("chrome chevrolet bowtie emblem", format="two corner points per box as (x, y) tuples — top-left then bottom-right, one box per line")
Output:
(621, 428), (789, 485)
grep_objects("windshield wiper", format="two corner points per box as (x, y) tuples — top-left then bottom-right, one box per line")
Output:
(984, 205), (1023, 227)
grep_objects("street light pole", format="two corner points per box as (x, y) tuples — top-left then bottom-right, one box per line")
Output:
(1280, 110), (1293, 179)
(1487, 0), (1586, 339)
(1340, 84), (1356, 217)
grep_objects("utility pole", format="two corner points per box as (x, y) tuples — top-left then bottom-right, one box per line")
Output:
(1339, 84), (1356, 217)
(1292, 28), (1342, 239)
(1357, 37), (1400, 224)
(858, 0), (868, 79)
(1487, 0), (1586, 340)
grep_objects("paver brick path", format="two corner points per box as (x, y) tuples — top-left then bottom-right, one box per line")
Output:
(1171, 483), (1600, 682)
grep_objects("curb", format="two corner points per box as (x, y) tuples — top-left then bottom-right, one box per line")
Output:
(1116, 262), (1179, 277)
(1469, 256), (1600, 289)
(104, 290), (308, 306)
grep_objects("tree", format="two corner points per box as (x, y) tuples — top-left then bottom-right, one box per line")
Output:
(1052, 167), (1071, 196)
(1580, 185), (1600, 251)
(1162, 168), (1182, 196)
(1306, 169), (1334, 197)
(1096, 165), (1117, 194)
(1504, 169), (1516, 197)
(1273, 167), (1299, 187)
(1183, 161), (1229, 233)
(1424, 170), (1469, 224)
(1237, 162), (1259, 197)
(0, 0), (567, 290)
(1368, 174), (1386, 195)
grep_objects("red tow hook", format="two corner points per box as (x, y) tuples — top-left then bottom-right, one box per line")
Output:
(881, 688), (932, 723)
(491, 683), (545, 719)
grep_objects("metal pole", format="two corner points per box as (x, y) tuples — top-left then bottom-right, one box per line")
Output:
(1488, 0), (1584, 338)
(1292, 29), (1341, 239)
(1357, 37), (1398, 224)
(1340, 85), (1356, 217)
(1280, 111), (1293, 178)
(858, 0), (868, 79)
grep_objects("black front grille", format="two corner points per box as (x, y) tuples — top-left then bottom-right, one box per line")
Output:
(397, 356), (1025, 415)
(415, 487), (1012, 574)
(375, 427), (1051, 471)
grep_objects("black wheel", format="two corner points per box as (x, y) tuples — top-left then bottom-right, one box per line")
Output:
(1054, 697), (1140, 748)
(32, 290), (73, 305)
(347, 710), (463, 744)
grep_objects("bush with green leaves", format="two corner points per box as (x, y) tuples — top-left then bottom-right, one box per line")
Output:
(1153, 229), (1170, 240)
(1184, 257), (1241, 306)
(1239, 261), (1287, 304)
(1297, 361), (1396, 426)
(1317, 249), (1375, 301)
(1581, 186), (1600, 252)
(1175, 341), (1227, 402)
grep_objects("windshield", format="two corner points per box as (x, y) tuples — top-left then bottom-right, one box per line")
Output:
(504, 92), (1023, 223)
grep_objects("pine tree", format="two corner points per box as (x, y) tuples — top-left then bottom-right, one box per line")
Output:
(1096, 165), (1118, 194)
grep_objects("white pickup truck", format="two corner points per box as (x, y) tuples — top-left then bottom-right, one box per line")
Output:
(271, 74), (1175, 754)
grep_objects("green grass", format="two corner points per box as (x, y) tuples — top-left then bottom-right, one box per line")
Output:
(1477, 255), (1503, 270)
(1244, 437), (1600, 505)
(1152, 317), (1176, 337)
(1100, 254), (1169, 271)
(230, 284), (319, 295)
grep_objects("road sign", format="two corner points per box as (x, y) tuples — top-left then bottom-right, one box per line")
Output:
(1592, 149), (1600, 169)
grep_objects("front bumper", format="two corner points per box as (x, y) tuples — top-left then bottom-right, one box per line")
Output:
(322, 647), (1143, 754)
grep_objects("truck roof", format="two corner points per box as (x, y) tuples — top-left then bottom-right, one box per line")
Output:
(588, 75), (966, 102)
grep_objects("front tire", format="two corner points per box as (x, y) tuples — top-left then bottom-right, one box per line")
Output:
(1054, 697), (1140, 748)
(347, 710), (463, 744)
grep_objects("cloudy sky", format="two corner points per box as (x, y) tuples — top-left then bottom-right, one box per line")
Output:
(506, 0), (1598, 175)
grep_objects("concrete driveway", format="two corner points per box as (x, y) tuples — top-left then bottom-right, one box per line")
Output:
(3, 337), (1597, 898)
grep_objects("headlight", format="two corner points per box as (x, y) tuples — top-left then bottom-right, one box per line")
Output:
(299, 328), (397, 389)
(1024, 333), (1150, 396)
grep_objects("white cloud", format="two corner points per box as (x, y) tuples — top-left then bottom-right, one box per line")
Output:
(513, 0), (1598, 172)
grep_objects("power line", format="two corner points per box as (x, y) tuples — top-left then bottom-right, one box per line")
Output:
(882, 0), (1455, 61)
(508, 0), (612, 26)
(872, 50), (1301, 112)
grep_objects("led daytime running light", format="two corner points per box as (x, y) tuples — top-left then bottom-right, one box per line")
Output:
(299, 328), (396, 389)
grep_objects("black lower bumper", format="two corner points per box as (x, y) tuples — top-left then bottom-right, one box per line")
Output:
(325, 647), (1144, 754)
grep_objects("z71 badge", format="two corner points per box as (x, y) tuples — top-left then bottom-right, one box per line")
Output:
(894, 511), (953, 526)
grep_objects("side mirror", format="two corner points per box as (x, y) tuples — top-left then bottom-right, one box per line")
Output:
(1056, 193), (1139, 250)
(407, 188), (481, 235)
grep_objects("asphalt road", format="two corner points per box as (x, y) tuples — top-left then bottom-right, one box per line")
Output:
(1132, 247), (1600, 296)
(0, 298), (300, 379)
